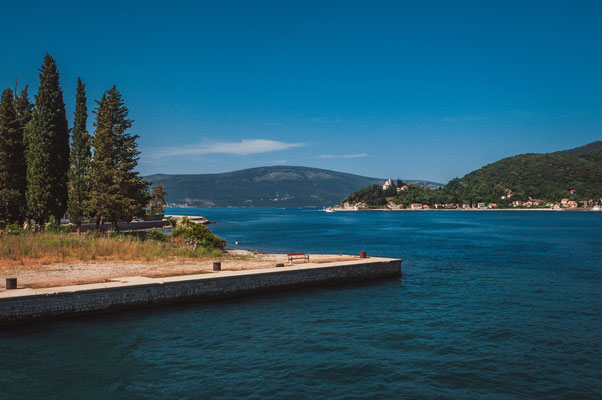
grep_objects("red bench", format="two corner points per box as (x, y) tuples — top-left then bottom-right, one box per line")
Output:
(288, 253), (310, 263)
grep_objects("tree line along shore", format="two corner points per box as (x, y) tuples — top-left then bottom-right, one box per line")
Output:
(0, 55), (226, 266)
(0, 54), (153, 232)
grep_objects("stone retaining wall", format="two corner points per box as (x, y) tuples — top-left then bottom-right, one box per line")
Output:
(76, 220), (169, 232)
(0, 258), (401, 325)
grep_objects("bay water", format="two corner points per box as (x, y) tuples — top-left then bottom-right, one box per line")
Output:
(1, 208), (601, 399)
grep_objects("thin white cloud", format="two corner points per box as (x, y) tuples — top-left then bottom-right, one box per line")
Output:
(554, 112), (584, 120)
(150, 139), (304, 158)
(319, 153), (368, 159)
(441, 115), (486, 122)
(312, 116), (341, 124)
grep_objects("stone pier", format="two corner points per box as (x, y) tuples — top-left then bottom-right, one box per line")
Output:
(0, 257), (401, 325)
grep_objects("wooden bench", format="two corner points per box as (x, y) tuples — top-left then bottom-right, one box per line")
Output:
(287, 253), (310, 263)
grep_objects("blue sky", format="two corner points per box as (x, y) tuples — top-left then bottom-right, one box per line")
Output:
(1, 1), (600, 183)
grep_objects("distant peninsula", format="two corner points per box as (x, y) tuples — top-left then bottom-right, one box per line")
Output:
(339, 141), (602, 210)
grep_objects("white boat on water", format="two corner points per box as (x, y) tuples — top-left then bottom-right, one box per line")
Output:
(324, 207), (334, 213)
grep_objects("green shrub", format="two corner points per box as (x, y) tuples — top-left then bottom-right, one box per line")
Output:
(147, 228), (167, 242)
(183, 224), (226, 250)
(45, 217), (61, 233)
(179, 216), (192, 228)
(168, 217), (177, 228)
(5, 223), (22, 235)
(171, 226), (187, 237)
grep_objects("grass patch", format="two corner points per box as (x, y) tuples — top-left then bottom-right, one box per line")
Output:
(0, 230), (224, 267)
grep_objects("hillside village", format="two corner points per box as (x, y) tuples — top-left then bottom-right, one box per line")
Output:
(336, 178), (602, 211)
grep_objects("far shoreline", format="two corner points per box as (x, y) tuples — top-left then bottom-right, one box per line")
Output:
(166, 206), (601, 212)
(329, 208), (601, 212)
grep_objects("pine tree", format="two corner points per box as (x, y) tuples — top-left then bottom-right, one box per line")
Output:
(149, 184), (167, 215)
(14, 86), (32, 218)
(25, 54), (70, 225)
(68, 78), (91, 233)
(89, 86), (149, 232)
(15, 85), (33, 131)
(0, 89), (26, 223)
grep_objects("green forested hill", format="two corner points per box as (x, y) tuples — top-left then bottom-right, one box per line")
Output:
(555, 140), (602, 156)
(445, 150), (602, 204)
(342, 141), (602, 207)
(146, 166), (442, 208)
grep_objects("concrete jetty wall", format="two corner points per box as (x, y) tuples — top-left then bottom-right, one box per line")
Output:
(76, 219), (169, 232)
(0, 258), (401, 325)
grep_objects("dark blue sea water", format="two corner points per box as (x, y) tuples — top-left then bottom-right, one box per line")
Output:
(1, 208), (601, 399)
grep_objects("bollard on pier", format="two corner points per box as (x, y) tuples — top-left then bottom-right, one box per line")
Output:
(6, 278), (17, 290)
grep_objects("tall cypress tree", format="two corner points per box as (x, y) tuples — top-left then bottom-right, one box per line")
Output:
(89, 86), (149, 231)
(14, 86), (32, 217)
(0, 89), (26, 223)
(68, 78), (91, 233)
(25, 54), (70, 224)
(15, 85), (33, 132)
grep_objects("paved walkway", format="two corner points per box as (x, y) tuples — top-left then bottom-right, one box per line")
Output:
(0, 257), (396, 299)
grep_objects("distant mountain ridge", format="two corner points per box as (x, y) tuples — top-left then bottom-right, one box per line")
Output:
(146, 166), (442, 208)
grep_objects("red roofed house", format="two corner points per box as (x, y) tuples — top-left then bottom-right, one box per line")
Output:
(387, 201), (402, 210)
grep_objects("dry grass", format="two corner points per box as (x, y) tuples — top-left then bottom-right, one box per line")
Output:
(0, 232), (222, 267)
(0, 233), (361, 290)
